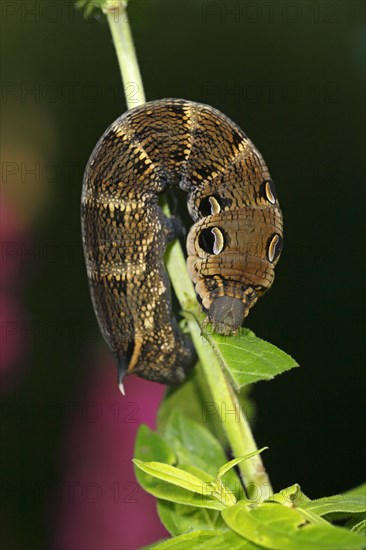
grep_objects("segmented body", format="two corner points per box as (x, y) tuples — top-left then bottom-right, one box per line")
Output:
(81, 99), (283, 384)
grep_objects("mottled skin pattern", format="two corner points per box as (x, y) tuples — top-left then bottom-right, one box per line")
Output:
(81, 99), (283, 385)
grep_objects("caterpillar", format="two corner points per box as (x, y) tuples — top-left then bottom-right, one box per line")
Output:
(81, 99), (283, 389)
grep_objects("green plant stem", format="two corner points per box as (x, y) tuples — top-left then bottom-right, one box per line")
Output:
(104, 1), (145, 108)
(103, 0), (272, 501)
(164, 229), (272, 501)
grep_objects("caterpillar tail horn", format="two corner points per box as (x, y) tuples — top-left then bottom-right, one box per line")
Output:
(117, 354), (127, 396)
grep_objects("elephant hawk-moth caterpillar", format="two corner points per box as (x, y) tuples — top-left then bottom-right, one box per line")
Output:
(81, 99), (283, 388)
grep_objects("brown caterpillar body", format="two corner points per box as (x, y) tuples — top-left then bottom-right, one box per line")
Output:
(81, 99), (283, 386)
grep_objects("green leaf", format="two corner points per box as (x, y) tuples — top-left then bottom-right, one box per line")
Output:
(157, 368), (227, 447)
(142, 530), (217, 549)
(134, 424), (176, 464)
(270, 484), (311, 507)
(342, 484), (366, 498)
(178, 464), (216, 484)
(147, 530), (259, 550)
(163, 411), (224, 477)
(133, 459), (214, 495)
(217, 448), (268, 480)
(222, 501), (366, 549)
(297, 508), (332, 526)
(179, 464), (236, 506)
(156, 412), (239, 535)
(157, 499), (227, 536)
(134, 459), (237, 508)
(194, 529), (262, 549)
(302, 495), (366, 516)
(351, 519), (366, 536)
(134, 425), (224, 510)
(163, 412), (242, 499)
(344, 514), (366, 530)
(204, 327), (298, 390)
(75, 0), (107, 17)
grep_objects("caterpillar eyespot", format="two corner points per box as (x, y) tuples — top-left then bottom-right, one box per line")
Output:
(81, 99), (283, 386)
(267, 233), (283, 263)
(198, 226), (226, 255)
(262, 179), (277, 205)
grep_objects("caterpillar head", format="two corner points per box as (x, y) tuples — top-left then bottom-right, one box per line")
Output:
(208, 296), (245, 336)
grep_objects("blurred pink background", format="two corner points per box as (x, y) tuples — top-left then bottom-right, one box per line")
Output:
(0, 123), (169, 548)
(54, 367), (168, 550)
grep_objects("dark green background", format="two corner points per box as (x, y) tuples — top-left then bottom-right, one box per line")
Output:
(1, 1), (365, 548)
